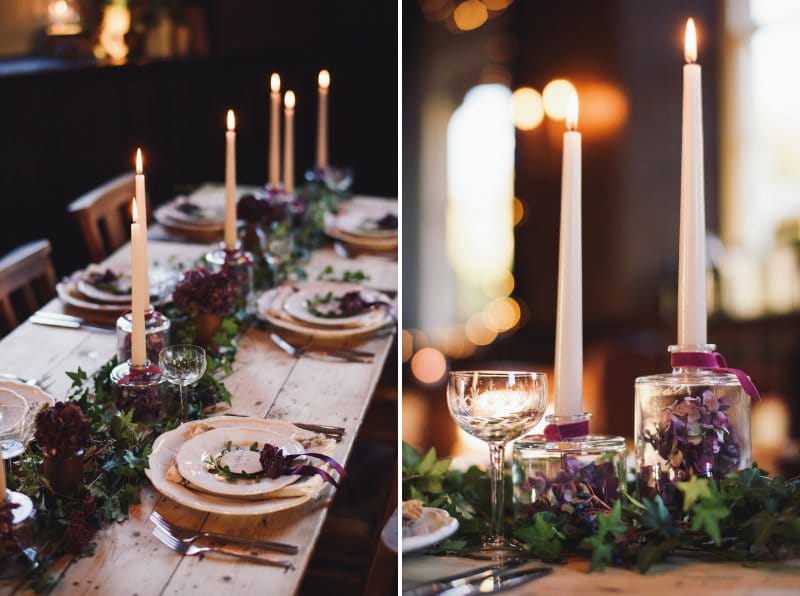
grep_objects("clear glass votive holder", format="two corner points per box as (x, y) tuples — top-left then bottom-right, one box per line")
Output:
(512, 414), (626, 523)
(635, 344), (751, 508)
(0, 489), (36, 577)
(116, 307), (171, 365)
(110, 359), (165, 423)
(205, 243), (255, 312)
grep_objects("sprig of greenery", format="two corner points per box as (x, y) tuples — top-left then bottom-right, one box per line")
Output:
(204, 441), (266, 481)
(317, 265), (371, 283)
(402, 442), (800, 573)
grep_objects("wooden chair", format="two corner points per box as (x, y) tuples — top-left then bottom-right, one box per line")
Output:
(68, 173), (136, 262)
(0, 239), (57, 332)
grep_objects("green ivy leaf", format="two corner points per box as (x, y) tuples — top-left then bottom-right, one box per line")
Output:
(677, 475), (713, 512)
(690, 499), (730, 545)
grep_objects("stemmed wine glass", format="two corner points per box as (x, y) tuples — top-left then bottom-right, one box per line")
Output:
(159, 345), (207, 422)
(447, 370), (548, 554)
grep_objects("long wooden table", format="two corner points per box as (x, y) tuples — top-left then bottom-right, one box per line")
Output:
(0, 221), (397, 595)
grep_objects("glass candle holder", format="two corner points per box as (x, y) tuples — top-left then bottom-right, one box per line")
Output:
(0, 489), (36, 578)
(206, 243), (255, 312)
(635, 344), (751, 507)
(512, 413), (626, 524)
(116, 307), (171, 365)
(110, 360), (165, 423)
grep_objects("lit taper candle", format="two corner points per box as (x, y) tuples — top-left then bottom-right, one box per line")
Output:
(130, 198), (147, 367)
(224, 109), (237, 250)
(678, 18), (707, 345)
(554, 91), (583, 417)
(316, 69), (330, 169)
(269, 73), (281, 188)
(283, 90), (295, 193)
(134, 148), (150, 310)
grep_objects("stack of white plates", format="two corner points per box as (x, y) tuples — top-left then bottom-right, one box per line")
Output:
(257, 281), (394, 340)
(325, 197), (398, 253)
(147, 416), (324, 515)
(154, 188), (226, 234)
(56, 265), (170, 316)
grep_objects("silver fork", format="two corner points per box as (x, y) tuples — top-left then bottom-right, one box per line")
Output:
(149, 510), (298, 554)
(151, 526), (292, 569)
(0, 372), (52, 389)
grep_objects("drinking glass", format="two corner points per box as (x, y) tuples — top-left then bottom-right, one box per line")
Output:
(159, 345), (207, 422)
(447, 371), (548, 553)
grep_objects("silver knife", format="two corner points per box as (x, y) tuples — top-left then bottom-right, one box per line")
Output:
(270, 333), (373, 362)
(405, 562), (549, 596)
(439, 563), (551, 595)
(30, 316), (115, 334)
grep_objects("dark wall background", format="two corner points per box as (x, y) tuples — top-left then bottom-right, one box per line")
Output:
(0, 0), (397, 275)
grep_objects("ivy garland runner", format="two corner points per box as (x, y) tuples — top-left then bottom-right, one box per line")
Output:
(402, 442), (800, 573)
(4, 309), (249, 591)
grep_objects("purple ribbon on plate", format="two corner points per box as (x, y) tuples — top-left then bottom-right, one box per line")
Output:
(286, 452), (346, 488)
(670, 351), (760, 401)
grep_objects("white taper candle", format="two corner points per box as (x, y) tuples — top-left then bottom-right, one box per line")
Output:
(130, 198), (147, 367)
(224, 109), (237, 250)
(316, 69), (330, 169)
(134, 148), (150, 310)
(283, 90), (295, 194)
(554, 91), (583, 417)
(269, 73), (281, 188)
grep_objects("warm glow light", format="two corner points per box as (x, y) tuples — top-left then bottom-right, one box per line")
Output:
(410, 347), (447, 384)
(402, 329), (413, 362)
(685, 18), (697, 63)
(453, 0), (488, 31)
(465, 312), (497, 345)
(543, 79), (576, 121)
(131, 197), (139, 223)
(270, 73), (281, 93)
(226, 109), (235, 131)
(52, 1), (69, 17)
(513, 197), (525, 226)
(318, 69), (330, 89)
(566, 90), (579, 131)
(284, 90), (295, 109)
(135, 148), (143, 174)
(95, 4), (130, 62)
(484, 296), (521, 332)
(483, 0), (513, 10)
(511, 87), (545, 130)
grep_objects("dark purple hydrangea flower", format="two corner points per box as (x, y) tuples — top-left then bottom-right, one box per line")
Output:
(259, 444), (292, 479)
(376, 213), (398, 230)
(34, 402), (90, 457)
(173, 268), (236, 315)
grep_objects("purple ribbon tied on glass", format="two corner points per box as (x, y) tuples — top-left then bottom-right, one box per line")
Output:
(543, 419), (590, 441)
(670, 351), (761, 402)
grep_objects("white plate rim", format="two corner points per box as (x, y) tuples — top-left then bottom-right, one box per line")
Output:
(0, 388), (28, 434)
(401, 507), (459, 553)
(282, 282), (388, 328)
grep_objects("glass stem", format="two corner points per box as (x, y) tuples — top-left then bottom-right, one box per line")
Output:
(487, 441), (506, 547)
(179, 384), (186, 422)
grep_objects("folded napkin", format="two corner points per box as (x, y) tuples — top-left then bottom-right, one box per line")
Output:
(165, 421), (338, 501)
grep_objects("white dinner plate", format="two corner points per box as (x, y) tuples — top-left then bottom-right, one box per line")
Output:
(335, 212), (398, 239)
(146, 416), (312, 516)
(0, 389), (28, 436)
(176, 427), (304, 499)
(282, 282), (388, 328)
(258, 288), (394, 341)
(402, 507), (459, 553)
(76, 267), (133, 304)
(0, 380), (54, 443)
(162, 199), (225, 227)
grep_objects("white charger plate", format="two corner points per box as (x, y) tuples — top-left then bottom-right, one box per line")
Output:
(335, 212), (398, 239)
(146, 416), (312, 515)
(176, 427), (304, 499)
(0, 389), (28, 436)
(258, 288), (393, 341)
(282, 282), (388, 328)
(402, 507), (460, 553)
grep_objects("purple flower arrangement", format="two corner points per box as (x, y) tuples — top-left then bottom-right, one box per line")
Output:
(519, 456), (620, 513)
(173, 268), (236, 315)
(34, 402), (90, 457)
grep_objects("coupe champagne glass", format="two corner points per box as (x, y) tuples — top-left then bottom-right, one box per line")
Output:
(159, 345), (207, 422)
(447, 371), (548, 553)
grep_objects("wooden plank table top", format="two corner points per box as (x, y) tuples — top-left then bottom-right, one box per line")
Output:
(403, 554), (800, 595)
(0, 203), (397, 595)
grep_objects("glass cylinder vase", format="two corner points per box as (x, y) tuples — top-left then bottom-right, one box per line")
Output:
(116, 307), (171, 365)
(205, 243), (255, 312)
(512, 414), (626, 524)
(635, 344), (751, 507)
(0, 490), (36, 578)
(110, 360), (165, 423)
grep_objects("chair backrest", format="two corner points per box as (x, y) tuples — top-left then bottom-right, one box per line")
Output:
(0, 239), (57, 332)
(68, 173), (136, 262)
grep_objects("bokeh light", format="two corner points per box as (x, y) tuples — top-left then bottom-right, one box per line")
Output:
(484, 296), (521, 332)
(419, 0), (456, 22)
(483, 0), (513, 10)
(513, 197), (525, 226)
(465, 312), (497, 345)
(511, 87), (545, 130)
(411, 347), (448, 384)
(402, 329), (413, 362)
(543, 79), (576, 121)
(453, 0), (488, 31)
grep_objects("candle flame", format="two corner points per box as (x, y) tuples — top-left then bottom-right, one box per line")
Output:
(318, 69), (330, 89)
(566, 90), (579, 131)
(684, 18), (697, 63)
(285, 90), (295, 109)
(227, 109), (235, 131)
(270, 73), (280, 93)
(131, 197), (139, 223)
(135, 148), (143, 174)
